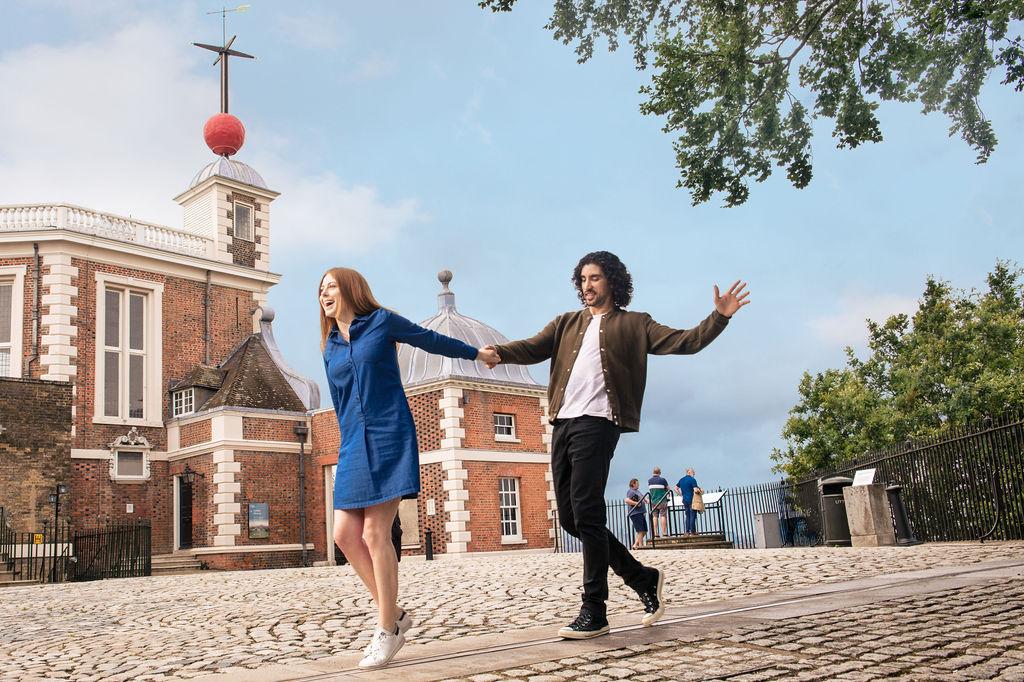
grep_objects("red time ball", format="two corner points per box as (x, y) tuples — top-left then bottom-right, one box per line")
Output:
(203, 113), (246, 157)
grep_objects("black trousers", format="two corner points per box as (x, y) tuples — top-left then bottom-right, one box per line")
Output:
(552, 415), (647, 617)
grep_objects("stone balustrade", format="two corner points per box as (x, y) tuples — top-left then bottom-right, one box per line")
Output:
(0, 204), (212, 259)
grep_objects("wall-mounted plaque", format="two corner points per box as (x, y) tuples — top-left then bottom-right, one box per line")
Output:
(249, 503), (269, 539)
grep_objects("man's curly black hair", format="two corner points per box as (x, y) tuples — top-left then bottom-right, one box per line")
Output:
(572, 251), (634, 308)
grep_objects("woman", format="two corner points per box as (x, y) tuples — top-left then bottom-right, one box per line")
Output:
(624, 478), (648, 549)
(320, 267), (499, 669)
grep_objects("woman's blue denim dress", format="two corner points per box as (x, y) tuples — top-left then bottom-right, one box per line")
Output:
(324, 308), (477, 510)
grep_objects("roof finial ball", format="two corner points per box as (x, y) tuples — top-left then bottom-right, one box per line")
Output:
(438, 269), (453, 293)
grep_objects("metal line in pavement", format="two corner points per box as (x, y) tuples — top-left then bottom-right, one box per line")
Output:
(286, 560), (1024, 680)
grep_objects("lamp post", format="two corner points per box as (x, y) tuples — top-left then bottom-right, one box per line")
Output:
(294, 422), (309, 568)
(47, 483), (68, 582)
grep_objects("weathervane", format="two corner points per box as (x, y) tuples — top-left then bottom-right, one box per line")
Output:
(192, 4), (254, 157)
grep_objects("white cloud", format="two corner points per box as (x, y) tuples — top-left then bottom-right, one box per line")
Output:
(273, 9), (349, 52)
(0, 15), (420, 254)
(350, 55), (398, 81)
(810, 291), (919, 349)
(458, 91), (492, 145)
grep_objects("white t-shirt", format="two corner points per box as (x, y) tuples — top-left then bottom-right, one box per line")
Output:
(557, 313), (612, 421)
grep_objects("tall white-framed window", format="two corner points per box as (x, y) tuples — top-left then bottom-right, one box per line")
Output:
(94, 273), (163, 427)
(233, 200), (254, 242)
(493, 413), (518, 442)
(0, 266), (26, 378)
(499, 477), (522, 541)
(172, 388), (195, 417)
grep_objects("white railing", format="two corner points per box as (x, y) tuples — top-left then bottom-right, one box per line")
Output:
(0, 204), (212, 259)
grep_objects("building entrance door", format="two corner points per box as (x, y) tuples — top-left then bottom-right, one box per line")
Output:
(178, 478), (193, 550)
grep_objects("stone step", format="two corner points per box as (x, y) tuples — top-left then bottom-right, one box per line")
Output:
(151, 558), (202, 567)
(639, 539), (734, 550)
(151, 566), (207, 576)
(0, 579), (37, 588)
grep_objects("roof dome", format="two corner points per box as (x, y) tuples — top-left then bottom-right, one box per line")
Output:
(189, 156), (267, 190)
(398, 271), (540, 389)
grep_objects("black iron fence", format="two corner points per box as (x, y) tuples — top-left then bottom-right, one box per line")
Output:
(789, 415), (1024, 543)
(0, 507), (74, 583)
(73, 520), (152, 581)
(0, 508), (151, 583)
(553, 416), (1024, 552)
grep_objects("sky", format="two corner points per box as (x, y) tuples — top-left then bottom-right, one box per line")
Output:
(1, 1), (1021, 496)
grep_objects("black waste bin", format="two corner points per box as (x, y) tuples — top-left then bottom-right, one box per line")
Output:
(819, 476), (854, 546)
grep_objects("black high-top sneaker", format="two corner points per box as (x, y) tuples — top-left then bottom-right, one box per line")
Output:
(557, 608), (610, 639)
(637, 567), (665, 626)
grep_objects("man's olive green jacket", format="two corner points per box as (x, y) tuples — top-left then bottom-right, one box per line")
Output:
(493, 308), (729, 433)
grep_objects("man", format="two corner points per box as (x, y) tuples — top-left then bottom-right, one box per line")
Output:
(675, 468), (702, 536)
(648, 467), (670, 538)
(485, 251), (748, 639)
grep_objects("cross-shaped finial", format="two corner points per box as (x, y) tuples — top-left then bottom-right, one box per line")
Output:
(194, 6), (255, 114)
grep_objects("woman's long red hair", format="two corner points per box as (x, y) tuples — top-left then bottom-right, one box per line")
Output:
(319, 267), (383, 351)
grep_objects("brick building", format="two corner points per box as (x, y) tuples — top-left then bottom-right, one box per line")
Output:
(310, 271), (557, 560)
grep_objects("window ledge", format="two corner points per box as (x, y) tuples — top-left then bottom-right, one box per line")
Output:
(93, 416), (163, 428)
(500, 537), (527, 545)
(111, 477), (150, 485)
(495, 435), (521, 443)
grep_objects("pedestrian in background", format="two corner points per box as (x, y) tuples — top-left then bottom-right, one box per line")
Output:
(675, 468), (702, 536)
(625, 478), (648, 549)
(648, 467), (670, 538)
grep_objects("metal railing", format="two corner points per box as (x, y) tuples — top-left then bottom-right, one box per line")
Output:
(1, 507), (74, 583)
(0, 204), (212, 258)
(790, 415), (1024, 543)
(73, 520), (152, 581)
(1, 508), (151, 583)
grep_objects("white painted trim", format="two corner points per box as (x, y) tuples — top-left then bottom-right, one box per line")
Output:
(0, 265), (26, 378)
(168, 439), (301, 460)
(500, 538), (528, 545)
(173, 175), (280, 205)
(0, 233), (281, 289)
(325, 465), (337, 565)
(419, 448), (550, 465)
(191, 543), (313, 556)
(173, 475), (181, 551)
(72, 448), (170, 461)
(405, 378), (546, 398)
(92, 272), (163, 426)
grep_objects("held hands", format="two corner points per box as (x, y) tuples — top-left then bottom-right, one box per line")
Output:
(477, 345), (501, 368)
(714, 280), (750, 318)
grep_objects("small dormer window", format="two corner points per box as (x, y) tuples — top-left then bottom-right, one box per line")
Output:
(172, 388), (195, 417)
(233, 200), (253, 241)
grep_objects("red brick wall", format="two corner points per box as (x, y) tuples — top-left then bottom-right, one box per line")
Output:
(407, 390), (442, 452)
(464, 461), (553, 552)
(462, 391), (546, 452)
(202, 549), (303, 571)
(242, 417), (297, 441)
(0, 378), (72, 530)
(69, 258), (256, 452)
(235, 450), (318, 555)
(311, 410), (339, 465)
(416, 462), (446, 556)
(70, 459), (176, 553)
(179, 420), (211, 448)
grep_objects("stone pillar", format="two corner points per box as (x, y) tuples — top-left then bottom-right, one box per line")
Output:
(843, 484), (896, 547)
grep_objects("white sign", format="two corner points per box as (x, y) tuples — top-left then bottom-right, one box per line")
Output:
(126, 503), (134, 514)
(701, 491), (727, 505)
(852, 469), (877, 486)
(426, 499), (436, 516)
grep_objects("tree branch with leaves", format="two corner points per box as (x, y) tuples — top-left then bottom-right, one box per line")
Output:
(481, 0), (1023, 206)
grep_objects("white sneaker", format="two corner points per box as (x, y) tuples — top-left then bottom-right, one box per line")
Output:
(358, 627), (405, 669)
(396, 608), (414, 636)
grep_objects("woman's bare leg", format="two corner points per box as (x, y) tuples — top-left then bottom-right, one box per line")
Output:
(363, 498), (401, 630)
(334, 509), (378, 602)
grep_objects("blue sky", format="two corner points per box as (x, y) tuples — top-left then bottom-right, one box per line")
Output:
(1, 1), (1021, 495)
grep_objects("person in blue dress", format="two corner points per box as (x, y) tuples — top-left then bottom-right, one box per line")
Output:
(674, 468), (702, 536)
(319, 267), (500, 669)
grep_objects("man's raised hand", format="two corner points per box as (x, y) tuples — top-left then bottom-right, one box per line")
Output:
(713, 280), (750, 318)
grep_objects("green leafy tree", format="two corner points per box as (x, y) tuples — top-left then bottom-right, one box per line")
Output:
(480, 0), (1024, 206)
(771, 261), (1024, 480)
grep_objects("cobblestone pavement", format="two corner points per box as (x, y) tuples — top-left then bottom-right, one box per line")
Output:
(1, 542), (1023, 681)
(456, 577), (1024, 682)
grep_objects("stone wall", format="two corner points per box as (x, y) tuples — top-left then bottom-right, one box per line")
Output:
(0, 378), (73, 530)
